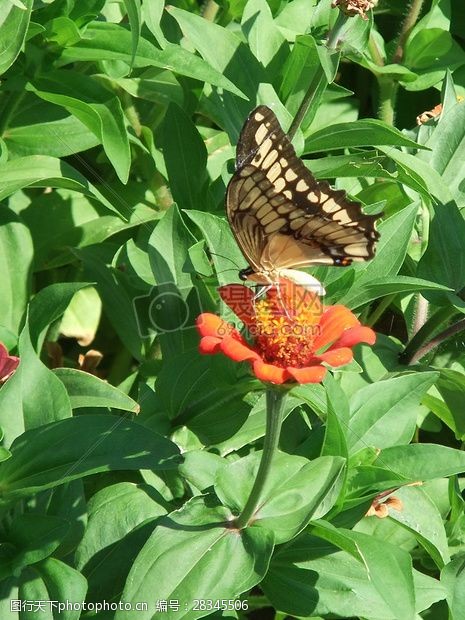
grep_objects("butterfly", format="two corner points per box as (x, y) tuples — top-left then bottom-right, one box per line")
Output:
(226, 105), (380, 295)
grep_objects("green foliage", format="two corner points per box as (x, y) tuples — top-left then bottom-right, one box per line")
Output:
(0, 0), (465, 618)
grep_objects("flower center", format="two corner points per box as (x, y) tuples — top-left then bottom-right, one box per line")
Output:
(251, 287), (323, 368)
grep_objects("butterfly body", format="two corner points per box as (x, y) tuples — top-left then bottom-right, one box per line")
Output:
(226, 106), (380, 292)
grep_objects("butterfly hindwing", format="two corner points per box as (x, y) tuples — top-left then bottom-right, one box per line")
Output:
(227, 105), (380, 272)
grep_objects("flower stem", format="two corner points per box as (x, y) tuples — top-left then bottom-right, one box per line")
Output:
(235, 388), (286, 529)
(287, 11), (348, 142)
(392, 0), (425, 64)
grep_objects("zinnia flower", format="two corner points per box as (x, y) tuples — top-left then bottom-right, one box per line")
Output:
(196, 279), (376, 385)
(0, 343), (19, 383)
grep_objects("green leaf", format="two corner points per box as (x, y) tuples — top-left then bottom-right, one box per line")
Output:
(418, 202), (465, 299)
(147, 208), (201, 356)
(441, 553), (465, 620)
(374, 444), (465, 479)
(305, 119), (425, 152)
(115, 496), (274, 620)
(29, 71), (131, 184)
(28, 282), (91, 352)
(241, 0), (288, 70)
(263, 534), (443, 618)
(108, 68), (184, 106)
(44, 16), (82, 46)
(312, 520), (416, 620)
(78, 244), (144, 361)
(26, 558), (87, 620)
(155, 348), (257, 446)
(53, 368), (140, 413)
(59, 286), (101, 345)
(364, 276), (452, 300)
(279, 35), (329, 130)
(386, 485), (450, 568)
(5, 111), (100, 159)
(0, 320), (72, 447)
(8, 514), (70, 572)
(168, 6), (262, 101)
(338, 203), (418, 308)
(185, 210), (244, 287)
(178, 451), (226, 493)
(425, 100), (465, 206)
(122, 0), (141, 69)
(405, 28), (465, 72)
(322, 375), (349, 461)
(378, 147), (454, 204)
(141, 0), (166, 48)
(75, 482), (168, 573)
(58, 22), (246, 99)
(215, 452), (345, 543)
(0, 0), (32, 74)
(213, 393), (303, 456)
(0, 209), (33, 336)
(435, 369), (465, 439)
(0, 415), (180, 505)
(0, 155), (119, 215)
(161, 105), (207, 211)
(347, 372), (439, 453)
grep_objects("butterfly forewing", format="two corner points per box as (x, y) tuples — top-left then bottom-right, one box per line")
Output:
(226, 105), (380, 274)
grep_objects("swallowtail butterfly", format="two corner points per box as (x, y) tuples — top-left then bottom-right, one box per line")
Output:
(226, 106), (380, 294)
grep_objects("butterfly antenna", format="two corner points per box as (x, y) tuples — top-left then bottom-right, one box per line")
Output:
(208, 252), (242, 270)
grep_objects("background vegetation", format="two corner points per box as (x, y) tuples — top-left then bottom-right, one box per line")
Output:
(1, 0), (465, 618)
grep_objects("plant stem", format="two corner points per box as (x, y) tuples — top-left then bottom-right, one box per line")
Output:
(287, 11), (348, 142)
(373, 0), (424, 125)
(202, 0), (219, 21)
(121, 91), (142, 137)
(401, 306), (458, 364)
(365, 293), (397, 328)
(409, 318), (465, 365)
(0, 88), (26, 136)
(412, 294), (429, 335)
(235, 388), (286, 529)
(368, 32), (385, 68)
(287, 71), (326, 142)
(326, 9), (348, 50)
(392, 0), (425, 64)
(378, 77), (398, 125)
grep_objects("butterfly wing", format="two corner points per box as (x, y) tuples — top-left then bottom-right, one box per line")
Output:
(226, 105), (380, 271)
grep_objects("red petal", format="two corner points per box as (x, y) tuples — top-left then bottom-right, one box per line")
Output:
(199, 336), (222, 354)
(0, 343), (8, 360)
(221, 335), (258, 362)
(0, 343), (19, 381)
(287, 365), (327, 383)
(218, 284), (255, 326)
(196, 313), (234, 338)
(316, 347), (353, 367)
(252, 360), (289, 384)
(313, 305), (359, 351)
(331, 325), (377, 349)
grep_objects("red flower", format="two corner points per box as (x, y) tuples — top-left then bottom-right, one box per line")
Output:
(196, 279), (376, 385)
(0, 343), (19, 383)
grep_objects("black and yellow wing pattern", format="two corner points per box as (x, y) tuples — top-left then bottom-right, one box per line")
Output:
(226, 106), (380, 282)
